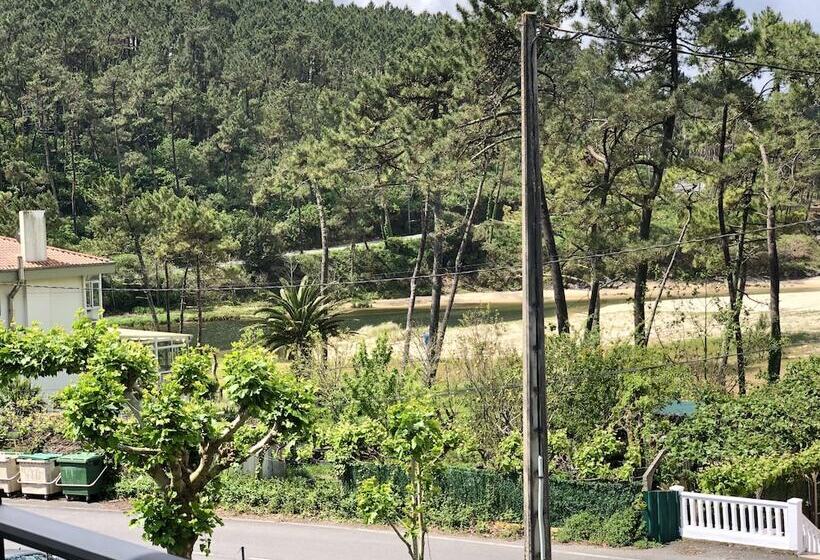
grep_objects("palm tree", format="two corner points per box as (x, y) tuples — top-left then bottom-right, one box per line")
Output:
(255, 276), (346, 358)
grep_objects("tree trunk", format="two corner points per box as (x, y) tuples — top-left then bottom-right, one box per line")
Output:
(585, 171), (613, 334)
(716, 104), (737, 379)
(539, 179), (569, 333)
(759, 142), (782, 382)
(633, 203), (652, 345)
(312, 184), (329, 292)
(643, 205), (691, 344)
(431, 167), (488, 377)
(129, 222), (160, 330)
(766, 198), (782, 382)
(164, 260), (172, 332)
(732, 185), (753, 394)
(634, 29), (678, 346)
(178, 265), (189, 333)
(69, 127), (79, 235)
(41, 116), (57, 203)
(111, 82), (122, 178)
(196, 257), (203, 346)
(402, 187), (430, 370)
(170, 102), (181, 194)
(426, 192), (443, 383)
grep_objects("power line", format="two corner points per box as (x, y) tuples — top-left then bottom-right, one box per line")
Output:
(540, 22), (820, 78)
(3, 217), (816, 293)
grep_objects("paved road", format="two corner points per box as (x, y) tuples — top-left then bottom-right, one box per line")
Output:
(2, 500), (795, 560)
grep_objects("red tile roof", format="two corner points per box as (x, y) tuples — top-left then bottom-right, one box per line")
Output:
(0, 236), (113, 271)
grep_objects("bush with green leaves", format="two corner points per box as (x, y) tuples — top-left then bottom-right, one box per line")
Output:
(4, 322), (318, 560)
(356, 400), (456, 560)
(324, 336), (419, 471)
(554, 503), (644, 547)
(0, 314), (111, 385)
(545, 336), (691, 481)
(664, 357), (820, 490)
(554, 511), (600, 543)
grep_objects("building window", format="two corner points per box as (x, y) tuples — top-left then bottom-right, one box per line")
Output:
(84, 275), (102, 311)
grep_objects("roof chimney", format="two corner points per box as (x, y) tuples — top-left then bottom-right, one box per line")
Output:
(19, 210), (47, 263)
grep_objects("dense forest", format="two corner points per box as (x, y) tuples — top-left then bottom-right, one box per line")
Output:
(1, 0), (819, 380)
(2, 4), (820, 553)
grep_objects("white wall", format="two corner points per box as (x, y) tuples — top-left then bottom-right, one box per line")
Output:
(24, 276), (85, 330)
(17, 276), (87, 397)
(0, 282), (29, 327)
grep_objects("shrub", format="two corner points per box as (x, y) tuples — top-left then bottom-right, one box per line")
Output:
(594, 506), (642, 547)
(113, 463), (640, 534)
(554, 511), (601, 543)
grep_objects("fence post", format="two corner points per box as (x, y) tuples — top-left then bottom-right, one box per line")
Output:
(670, 485), (685, 535)
(787, 498), (804, 553)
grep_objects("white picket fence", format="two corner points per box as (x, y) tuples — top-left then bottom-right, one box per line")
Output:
(803, 513), (820, 554)
(671, 485), (816, 554)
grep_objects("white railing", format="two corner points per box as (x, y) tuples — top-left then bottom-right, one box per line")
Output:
(803, 513), (820, 554)
(670, 486), (804, 552)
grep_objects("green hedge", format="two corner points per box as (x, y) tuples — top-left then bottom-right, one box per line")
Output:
(116, 463), (639, 531)
(342, 463), (639, 526)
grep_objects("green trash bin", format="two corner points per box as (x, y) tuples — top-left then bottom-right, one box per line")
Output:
(56, 452), (107, 502)
(643, 490), (681, 543)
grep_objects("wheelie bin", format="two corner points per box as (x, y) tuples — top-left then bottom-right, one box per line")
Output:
(0, 452), (21, 496)
(18, 453), (62, 499)
(56, 452), (107, 502)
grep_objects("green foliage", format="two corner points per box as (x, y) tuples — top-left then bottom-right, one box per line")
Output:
(169, 347), (217, 397)
(51, 324), (316, 558)
(574, 429), (632, 482)
(554, 511), (600, 543)
(665, 357), (820, 488)
(494, 433), (522, 475)
(356, 400), (454, 559)
(357, 478), (402, 525)
(343, 462), (639, 528)
(254, 276), (346, 358)
(115, 463), (639, 536)
(60, 368), (127, 449)
(344, 335), (409, 421)
(325, 418), (385, 468)
(132, 486), (223, 557)
(546, 337), (690, 480)
(0, 378), (64, 453)
(449, 310), (521, 467)
(697, 456), (789, 497)
(554, 505), (644, 547)
(0, 324), (73, 383)
(596, 506), (644, 547)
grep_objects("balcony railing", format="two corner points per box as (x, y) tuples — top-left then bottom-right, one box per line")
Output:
(0, 496), (181, 560)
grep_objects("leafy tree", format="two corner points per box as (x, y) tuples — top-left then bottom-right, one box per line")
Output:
(162, 197), (236, 344)
(255, 276), (345, 359)
(665, 357), (820, 488)
(356, 400), (455, 560)
(25, 325), (315, 559)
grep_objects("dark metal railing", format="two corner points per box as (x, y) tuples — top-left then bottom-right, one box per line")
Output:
(0, 496), (182, 560)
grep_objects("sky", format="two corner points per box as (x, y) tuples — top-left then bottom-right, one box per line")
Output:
(336, 0), (820, 30)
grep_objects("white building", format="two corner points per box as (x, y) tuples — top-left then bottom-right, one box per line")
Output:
(1, 211), (190, 394)
(1, 211), (113, 329)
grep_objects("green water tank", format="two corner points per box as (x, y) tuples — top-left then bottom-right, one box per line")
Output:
(56, 452), (106, 502)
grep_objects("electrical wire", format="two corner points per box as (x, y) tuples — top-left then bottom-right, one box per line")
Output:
(4, 217), (816, 294)
(539, 22), (820, 78)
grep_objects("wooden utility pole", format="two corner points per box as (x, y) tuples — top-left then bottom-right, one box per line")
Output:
(521, 12), (550, 560)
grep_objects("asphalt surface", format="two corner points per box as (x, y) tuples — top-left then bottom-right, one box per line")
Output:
(1, 499), (798, 560)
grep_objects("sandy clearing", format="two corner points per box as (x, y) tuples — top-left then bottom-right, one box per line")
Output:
(359, 277), (820, 311)
(331, 280), (820, 362)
